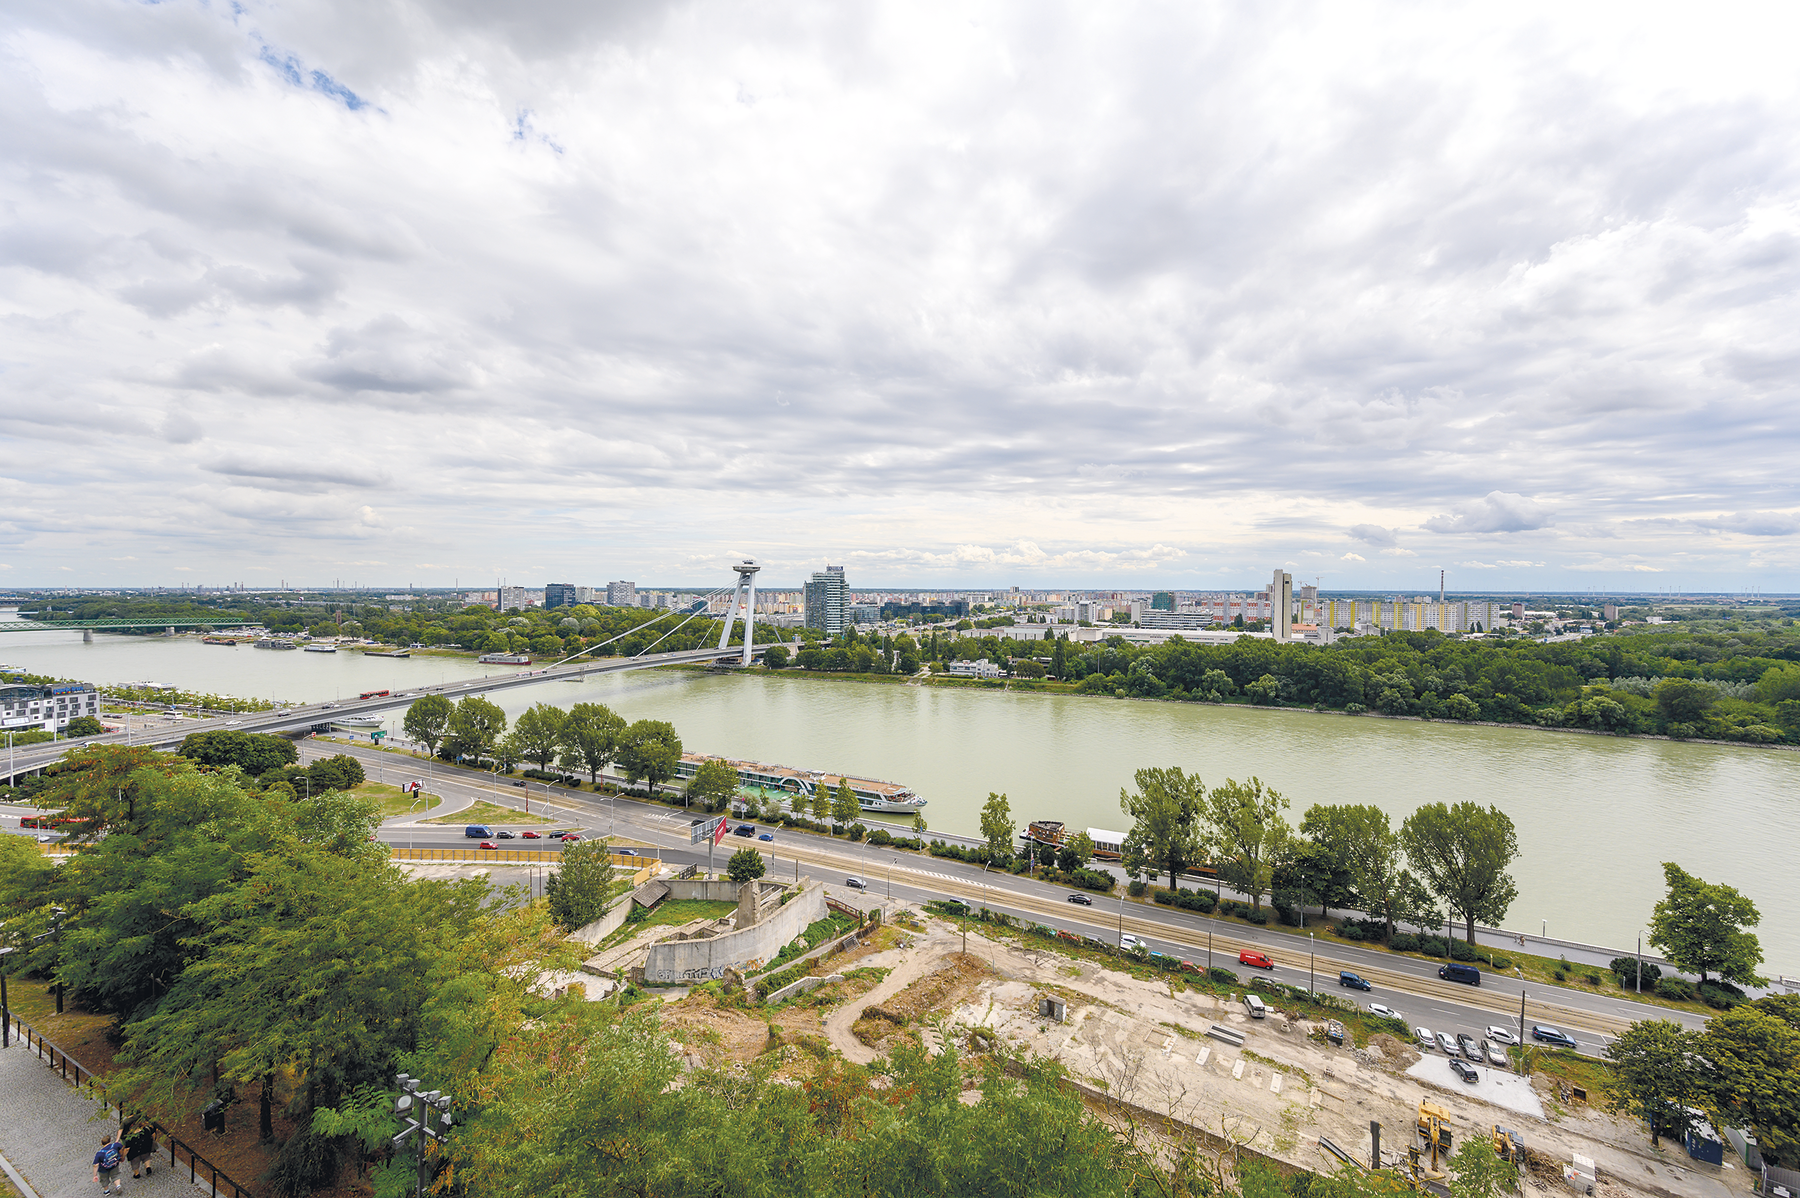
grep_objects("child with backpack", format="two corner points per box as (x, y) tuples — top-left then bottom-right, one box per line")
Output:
(92, 1131), (123, 1194)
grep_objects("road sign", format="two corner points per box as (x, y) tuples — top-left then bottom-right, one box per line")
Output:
(690, 815), (724, 844)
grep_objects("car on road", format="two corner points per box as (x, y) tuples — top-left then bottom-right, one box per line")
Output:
(477, 841), (497, 850)
(1436, 1032), (1459, 1056)
(1456, 1033), (1481, 1060)
(1121, 934), (1147, 952)
(1482, 1039), (1508, 1067)
(758, 832), (774, 841)
(1067, 892), (1094, 905)
(509, 779), (526, 788)
(1415, 1027), (1436, 1050)
(1448, 1058), (1480, 1083)
(1485, 1025), (1519, 1046)
(494, 830), (516, 839)
(560, 832), (583, 843)
(845, 876), (867, 890)
(1338, 970), (1372, 991)
(1369, 1003), (1404, 1022)
(520, 831), (541, 839)
(734, 824), (756, 837)
(1239, 950), (1275, 970)
(1532, 1025), (1578, 1049)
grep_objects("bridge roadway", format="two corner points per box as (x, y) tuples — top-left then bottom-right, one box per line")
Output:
(0, 619), (257, 633)
(0, 645), (753, 781)
(296, 742), (1708, 1059)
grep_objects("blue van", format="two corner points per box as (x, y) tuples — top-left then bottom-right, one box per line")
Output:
(464, 825), (493, 838)
(1439, 962), (1481, 986)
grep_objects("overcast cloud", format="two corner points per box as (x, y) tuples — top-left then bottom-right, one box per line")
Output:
(2, 0), (1798, 592)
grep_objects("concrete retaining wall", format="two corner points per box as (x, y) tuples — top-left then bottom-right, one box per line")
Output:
(643, 884), (828, 984)
(663, 879), (748, 903)
(764, 972), (844, 1005)
(568, 901), (631, 946)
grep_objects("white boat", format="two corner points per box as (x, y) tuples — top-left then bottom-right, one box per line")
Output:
(477, 652), (530, 664)
(675, 753), (926, 814)
(254, 640), (297, 651)
(330, 715), (384, 731)
(302, 645), (337, 653)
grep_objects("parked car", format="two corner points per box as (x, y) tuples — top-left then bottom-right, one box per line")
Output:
(1338, 970), (1372, 991)
(1244, 993), (1267, 1019)
(1122, 934), (1147, 951)
(520, 831), (542, 839)
(1369, 1003), (1404, 1022)
(1485, 1025), (1519, 1046)
(1067, 892), (1094, 905)
(1239, 950), (1275, 970)
(1415, 1027), (1436, 1050)
(1456, 1033), (1481, 1060)
(758, 832), (775, 841)
(1483, 1039), (1508, 1067)
(1436, 1032), (1459, 1056)
(734, 824), (756, 837)
(1532, 1026), (1578, 1049)
(845, 876), (867, 890)
(1448, 1058), (1480, 1083)
(477, 841), (497, 850)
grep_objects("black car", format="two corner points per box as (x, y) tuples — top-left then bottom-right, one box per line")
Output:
(494, 830), (516, 840)
(1066, 892), (1094, 905)
(734, 824), (756, 837)
(1456, 1033), (1481, 1060)
(1448, 1058), (1479, 1083)
(1532, 1025), (1579, 1049)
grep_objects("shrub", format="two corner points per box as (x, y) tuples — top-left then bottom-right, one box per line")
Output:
(1128, 879), (1148, 897)
(1066, 868), (1115, 893)
(1389, 934), (1419, 953)
(1245, 909), (1268, 925)
(1339, 924), (1366, 941)
(1609, 956), (1663, 990)
(1698, 983), (1743, 1010)
(1655, 977), (1694, 1002)
(1448, 940), (1477, 961)
(1584, 973), (1602, 987)
(1207, 967), (1238, 985)
(867, 828), (892, 846)
(847, 823), (867, 842)
(1553, 970), (1566, 982)
(1418, 936), (1446, 958)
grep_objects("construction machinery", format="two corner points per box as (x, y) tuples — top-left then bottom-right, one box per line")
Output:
(1413, 1101), (1454, 1177)
(1492, 1125), (1526, 1163)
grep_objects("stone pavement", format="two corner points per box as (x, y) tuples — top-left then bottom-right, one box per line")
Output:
(0, 1035), (227, 1198)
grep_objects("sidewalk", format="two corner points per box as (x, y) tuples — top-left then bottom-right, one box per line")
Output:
(0, 1036), (223, 1198)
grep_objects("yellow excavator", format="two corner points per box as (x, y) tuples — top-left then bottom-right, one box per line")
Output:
(1410, 1101), (1453, 1180)
(1492, 1125), (1526, 1164)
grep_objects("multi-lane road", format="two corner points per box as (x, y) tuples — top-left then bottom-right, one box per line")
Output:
(308, 740), (1706, 1058)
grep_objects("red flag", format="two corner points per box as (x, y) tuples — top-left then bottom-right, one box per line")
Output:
(712, 816), (728, 846)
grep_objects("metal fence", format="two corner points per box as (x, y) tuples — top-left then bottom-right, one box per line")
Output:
(5, 1011), (257, 1198)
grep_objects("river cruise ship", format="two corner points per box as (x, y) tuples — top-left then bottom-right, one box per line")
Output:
(476, 652), (531, 664)
(674, 753), (926, 814)
(1019, 819), (1128, 860)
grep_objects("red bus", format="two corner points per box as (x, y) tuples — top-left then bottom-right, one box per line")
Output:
(20, 816), (86, 830)
(359, 690), (391, 699)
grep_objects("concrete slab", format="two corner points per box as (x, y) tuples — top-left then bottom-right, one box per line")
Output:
(1404, 1057), (1546, 1119)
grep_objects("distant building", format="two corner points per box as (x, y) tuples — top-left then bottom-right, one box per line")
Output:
(1603, 604), (1619, 622)
(606, 581), (637, 608)
(804, 566), (849, 636)
(544, 583), (577, 609)
(1270, 570), (1293, 641)
(498, 586), (527, 611)
(948, 658), (1004, 678)
(0, 682), (99, 732)
(848, 603), (881, 625)
(879, 600), (969, 621)
(574, 586), (596, 605)
(1151, 592), (1175, 611)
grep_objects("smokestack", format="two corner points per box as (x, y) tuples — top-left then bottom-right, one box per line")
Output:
(1439, 569), (1445, 604)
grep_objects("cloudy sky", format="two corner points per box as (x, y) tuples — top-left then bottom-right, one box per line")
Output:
(3, 1), (1798, 593)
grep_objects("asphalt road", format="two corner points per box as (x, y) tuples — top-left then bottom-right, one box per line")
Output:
(317, 739), (1704, 1058)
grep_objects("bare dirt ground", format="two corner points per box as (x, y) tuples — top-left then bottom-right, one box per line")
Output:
(655, 907), (1754, 1198)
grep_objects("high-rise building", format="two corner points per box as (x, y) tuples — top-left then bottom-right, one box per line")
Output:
(498, 585), (526, 611)
(804, 565), (849, 635)
(606, 581), (637, 607)
(1270, 570), (1293, 641)
(1151, 591), (1175, 611)
(544, 583), (576, 609)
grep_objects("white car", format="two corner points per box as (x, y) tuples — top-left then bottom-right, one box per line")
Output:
(1415, 1026), (1436, 1050)
(1121, 934), (1147, 951)
(1370, 1003), (1404, 1022)
(1436, 1032), (1459, 1056)
(1485, 1025), (1520, 1046)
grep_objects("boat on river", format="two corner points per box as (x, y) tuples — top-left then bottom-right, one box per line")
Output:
(330, 715), (385, 732)
(1020, 819), (1128, 860)
(302, 644), (337, 653)
(676, 753), (926, 814)
(366, 648), (410, 658)
(477, 651), (530, 664)
(253, 639), (297, 651)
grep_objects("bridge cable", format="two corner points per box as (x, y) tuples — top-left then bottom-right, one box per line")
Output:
(540, 588), (733, 672)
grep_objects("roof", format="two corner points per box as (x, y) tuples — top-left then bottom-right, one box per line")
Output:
(631, 879), (671, 909)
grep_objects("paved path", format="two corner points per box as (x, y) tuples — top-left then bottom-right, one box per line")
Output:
(0, 1036), (218, 1198)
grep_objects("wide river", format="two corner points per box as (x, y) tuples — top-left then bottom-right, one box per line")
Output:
(7, 624), (1798, 966)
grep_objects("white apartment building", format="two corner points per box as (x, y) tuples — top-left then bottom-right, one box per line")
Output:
(0, 683), (100, 731)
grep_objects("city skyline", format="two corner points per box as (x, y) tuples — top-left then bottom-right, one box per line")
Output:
(3, 3), (1798, 589)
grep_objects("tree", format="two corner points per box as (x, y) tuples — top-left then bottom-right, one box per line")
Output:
(558, 702), (626, 784)
(1057, 831), (1094, 872)
(1119, 767), (1206, 890)
(810, 783), (830, 822)
(178, 730), (298, 777)
(979, 791), (1014, 861)
(1649, 862), (1765, 987)
(65, 715), (105, 737)
(1201, 776), (1290, 912)
(511, 703), (568, 771)
(1400, 801), (1519, 944)
(445, 696), (507, 764)
(616, 720), (682, 799)
(546, 837), (625, 932)
(726, 847), (767, 883)
(293, 788), (389, 866)
(1302, 804), (1406, 941)
(1655, 678), (1716, 725)
(493, 732), (523, 773)
(688, 758), (740, 814)
(1702, 999), (1800, 1166)
(762, 645), (790, 669)
(401, 693), (453, 755)
(1447, 1136), (1517, 1198)
(832, 778), (860, 828)
(1604, 1019), (1706, 1146)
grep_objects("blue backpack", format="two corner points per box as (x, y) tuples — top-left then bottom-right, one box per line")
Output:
(98, 1143), (120, 1170)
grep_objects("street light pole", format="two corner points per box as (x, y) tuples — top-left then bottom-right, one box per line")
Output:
(0, 946), (13, 1049)
(1309, 933), (1315, 998)
(1516, 967), (1527, 1073)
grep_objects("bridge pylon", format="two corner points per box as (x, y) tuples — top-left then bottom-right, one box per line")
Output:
(716, 560), (761, 667)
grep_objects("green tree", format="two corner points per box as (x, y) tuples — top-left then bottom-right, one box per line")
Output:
(1119, 767), (1206, 890)
(616, 720), (682, 799)
(401, 693), (453, 755)
(1447, 1136), (1517, 1198)
(445, 696), (507, 764)
(558, 702), (626, 784)
(810, 782), (831, 821)
(726, 847), (767, 883)
(293, 788), (388, 865)
(1202, 776), (1291, 912)
(1649, 862), (1765, 987)
(1244, 674), (1282, 705)
(1702, 998), (1800, 1166)
(1400, 801), (1520, 945)
(978, 791), (1015, 861)
(177, 730), (298, 776)
(688, 758), (741, 814)
(493, 732), (523, 774)
(762, 644), (790, 669)
(832, 778), (860, 828)
(1302, 803), (1406, 941)
(546, 838), (625, 932)
(1604, 1019), (1706, 1147)
(1655, 677), (1717, 725)
(1057, 831), (1095, 872)
(64, 715), (105, 737)
(512, 703), (569, 771)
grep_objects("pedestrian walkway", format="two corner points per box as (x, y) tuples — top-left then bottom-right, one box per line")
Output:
(0, 1036), (230, 1198)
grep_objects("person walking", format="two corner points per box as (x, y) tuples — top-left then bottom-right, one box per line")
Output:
(92, 1131), (123, 1194)
(124, 1119), (156, 1179)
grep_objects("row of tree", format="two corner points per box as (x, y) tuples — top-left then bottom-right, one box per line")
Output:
(401, 696), (686, 796)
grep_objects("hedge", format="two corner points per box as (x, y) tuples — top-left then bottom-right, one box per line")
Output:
(1153, 887), (1219, 914)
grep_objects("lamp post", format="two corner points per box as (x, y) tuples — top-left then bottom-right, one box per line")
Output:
(391, 1074), (452, 1198)
(0, 945), (14, 1049)
(1308, 932), (1315, 999)
(1516, 967), (1527, 1073)
(1118, 883), (1128, 948)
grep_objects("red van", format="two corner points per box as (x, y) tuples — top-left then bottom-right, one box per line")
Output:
(1239, 950), (1275, 970)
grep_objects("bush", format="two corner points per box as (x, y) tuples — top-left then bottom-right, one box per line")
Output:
(1418, 936), (1446, 958)
(1220, 900), (1249, 919)
(1152, 887), (1216, 913)
(1245, 909), (1268, 925)
(847, 823), (866, 842)
(1584, 973), (1602, 987)
(1698, 983), (1743, 1010)
(1553, 970), (1566, 982)
(1655, 977), (1694, 1002)
(1067, 868), (1116, 893)
(1339, 924), (1366, 941)
(1389, 934), (1419, 953)
(1448, 940), (1477, 961)
(1127, 879), (1148, 897)
(1610, 956), (1663, 990)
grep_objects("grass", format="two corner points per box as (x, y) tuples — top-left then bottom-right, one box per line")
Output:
(1517, 1044), (1614, 1104)
(421, 799), (562, 827)
(351, 780), (442, 818)
(599, 900), (739, 949)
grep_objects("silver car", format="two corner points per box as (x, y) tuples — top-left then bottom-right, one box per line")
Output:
(1415, 1026), (1436, 1050)
(1482, 1039), (1508, 1067)
(1436, 1032), (1459, 1056)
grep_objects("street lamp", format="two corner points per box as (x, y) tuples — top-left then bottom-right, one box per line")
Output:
(391, 1073), (452, 1198)
(1516, 967), (1527, 1073)
(1308, 932), (1315, 999)
(0, 945), (13, 1049)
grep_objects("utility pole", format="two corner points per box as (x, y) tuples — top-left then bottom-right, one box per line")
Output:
(391, 1074), (453, 1198)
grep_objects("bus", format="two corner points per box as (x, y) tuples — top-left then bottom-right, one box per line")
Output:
(358, 690), (391, 699)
